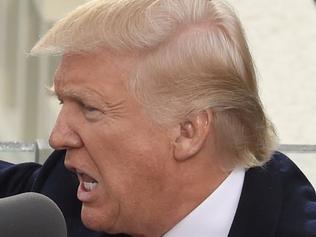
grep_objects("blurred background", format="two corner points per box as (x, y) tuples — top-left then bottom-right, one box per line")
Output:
(0, 0), (315, 183)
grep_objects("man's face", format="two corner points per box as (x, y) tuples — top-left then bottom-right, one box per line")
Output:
(50, 52), (177, 234)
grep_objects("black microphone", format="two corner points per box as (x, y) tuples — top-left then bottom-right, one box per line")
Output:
(0, 192), (67, 237)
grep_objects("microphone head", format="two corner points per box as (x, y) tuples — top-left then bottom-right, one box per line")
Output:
(0, 192), (67, 237)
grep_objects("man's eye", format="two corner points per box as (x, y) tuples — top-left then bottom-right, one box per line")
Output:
(81, 104), (103, 121)
(83, 105), (98, 112)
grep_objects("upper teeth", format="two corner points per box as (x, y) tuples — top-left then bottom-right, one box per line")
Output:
(83, 182), (97, 191)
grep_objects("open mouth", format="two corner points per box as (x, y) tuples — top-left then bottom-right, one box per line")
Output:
(76, 170), (98, 202)
(76, 170), (99, 192)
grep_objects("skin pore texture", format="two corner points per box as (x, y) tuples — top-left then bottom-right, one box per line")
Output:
(49, 50), (230, 237)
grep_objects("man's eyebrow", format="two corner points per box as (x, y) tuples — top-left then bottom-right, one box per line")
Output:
(48, 85), (110, 106)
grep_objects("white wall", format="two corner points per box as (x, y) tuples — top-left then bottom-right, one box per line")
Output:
(228, 0), (316, 145)
(33, 0), (88, 21)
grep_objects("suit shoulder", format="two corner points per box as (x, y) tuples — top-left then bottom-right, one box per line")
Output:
(229, 152), (316, 237)
(261, 152), (316, 236)
(250, 151), (312, 184)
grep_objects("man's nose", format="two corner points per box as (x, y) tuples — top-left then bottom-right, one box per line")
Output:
(49, 108), (83, 150)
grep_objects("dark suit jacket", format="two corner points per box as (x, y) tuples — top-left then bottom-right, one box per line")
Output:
(1, 150), (316, 237)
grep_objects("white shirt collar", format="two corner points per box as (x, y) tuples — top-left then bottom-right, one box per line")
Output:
(163, 167), (245, 237)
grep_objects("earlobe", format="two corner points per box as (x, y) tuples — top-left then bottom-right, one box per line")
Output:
(173, 110), (212, 161)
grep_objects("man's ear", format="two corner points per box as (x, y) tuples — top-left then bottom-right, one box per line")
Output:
(173, 110), (213, 161)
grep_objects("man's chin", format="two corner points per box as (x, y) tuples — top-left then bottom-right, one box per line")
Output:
(81, 205), (119, 234)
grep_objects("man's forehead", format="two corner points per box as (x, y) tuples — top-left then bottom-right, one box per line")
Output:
(54, 51), (138, 85)
(54, 53), (96, 80)
(52, 53), (137, 104)
(59, 50), (139, 69)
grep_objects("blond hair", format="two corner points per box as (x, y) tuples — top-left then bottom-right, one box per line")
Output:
(32, 0), (278, 168)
